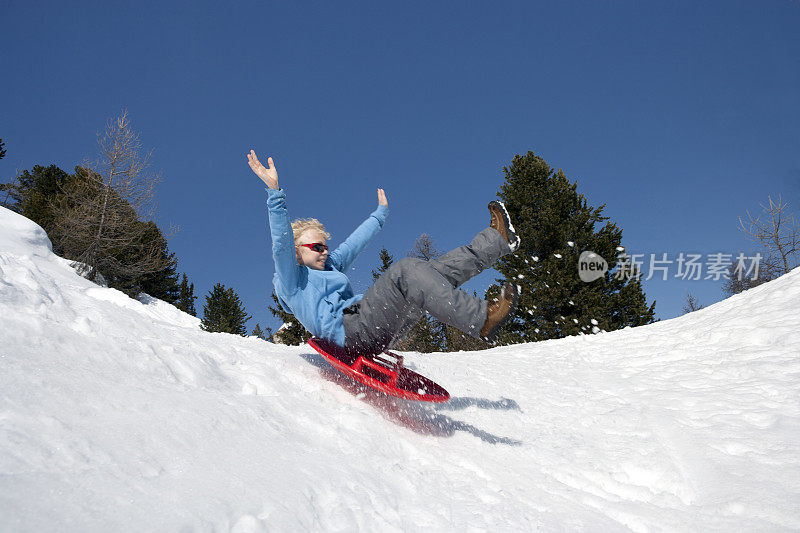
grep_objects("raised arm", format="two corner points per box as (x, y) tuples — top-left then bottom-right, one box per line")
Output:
(328, 189), (389, 273)
(247, 151), (301, 290)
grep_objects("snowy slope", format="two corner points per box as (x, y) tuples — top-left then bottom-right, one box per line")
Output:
(1, 205), (799, 532)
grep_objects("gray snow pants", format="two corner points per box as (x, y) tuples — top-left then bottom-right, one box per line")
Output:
(342, 227), (511, 354)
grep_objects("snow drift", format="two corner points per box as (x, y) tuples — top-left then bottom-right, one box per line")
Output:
(1, 206), (799, 532)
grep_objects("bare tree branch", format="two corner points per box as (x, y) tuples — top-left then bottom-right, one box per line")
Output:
(408, 233), (440, 261)
(738, 194), (799, 277)
(50, 110), (174, 287)
(682, 292), (704, 314)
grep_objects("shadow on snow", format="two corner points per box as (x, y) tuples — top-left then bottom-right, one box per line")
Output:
(297, 351), (522, 446)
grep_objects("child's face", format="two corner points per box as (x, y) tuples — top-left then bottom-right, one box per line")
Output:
(295, 229), (329, 270)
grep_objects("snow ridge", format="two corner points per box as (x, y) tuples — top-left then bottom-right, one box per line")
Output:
(1, 206), (799, 532)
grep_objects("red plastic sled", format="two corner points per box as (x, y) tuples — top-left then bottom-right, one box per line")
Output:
(307, 337), (450, 403)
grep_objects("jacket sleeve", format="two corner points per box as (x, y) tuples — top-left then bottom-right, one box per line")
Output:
(328, 204), (388, 273)
(267, 188), (301, 291)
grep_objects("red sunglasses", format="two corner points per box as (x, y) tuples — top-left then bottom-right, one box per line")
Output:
(298, 242), (328, 253)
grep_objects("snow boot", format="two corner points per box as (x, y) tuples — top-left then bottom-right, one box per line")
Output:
(480, 281), (520, 342)
(488, 201), (521, 252)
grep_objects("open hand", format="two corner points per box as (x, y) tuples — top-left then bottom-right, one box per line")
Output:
(247, 150), (279, 189)
(377, 188), (388, 208)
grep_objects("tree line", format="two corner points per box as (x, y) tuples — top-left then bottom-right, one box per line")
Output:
(3, 128), (796, 347)
(273, 151), (798, 350)
(0, 114), (264, 338)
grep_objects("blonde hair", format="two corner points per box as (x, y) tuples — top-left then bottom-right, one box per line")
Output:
(291, 218), (331, 245)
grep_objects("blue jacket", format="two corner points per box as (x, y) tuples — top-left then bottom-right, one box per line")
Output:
(267, 188), (388, 346)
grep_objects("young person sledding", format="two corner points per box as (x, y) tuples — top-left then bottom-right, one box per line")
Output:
(247, 149), (521, 358)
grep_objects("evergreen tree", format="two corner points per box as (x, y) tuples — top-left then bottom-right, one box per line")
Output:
(444, 324), (489, 352)
(394, 317), (448, 353)
(176, 273), (197, 316)
(2, 163), (180, 299)
(1, 165), (72, 246)
(201, 283), (252, 335)
(39, 112), (174, 293)
(110, 220), (181, 302)
(138, 222), (180, 302)
(0, 164), (162, 290)
(0, 182), (14, 210)
(267, 291), (310, 345)
(251, 323), (272, 341)
(371, 247), (394, 281)
(494, 151), (656, 343)
(0, 138), (6, 160)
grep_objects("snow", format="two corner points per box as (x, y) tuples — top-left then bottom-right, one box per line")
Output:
(2, 205), (800, 532)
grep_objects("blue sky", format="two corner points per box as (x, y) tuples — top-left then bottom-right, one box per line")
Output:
(2, 1), (799, 333)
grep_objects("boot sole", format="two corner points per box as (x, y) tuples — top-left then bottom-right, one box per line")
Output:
(488, 201), (521, 251)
